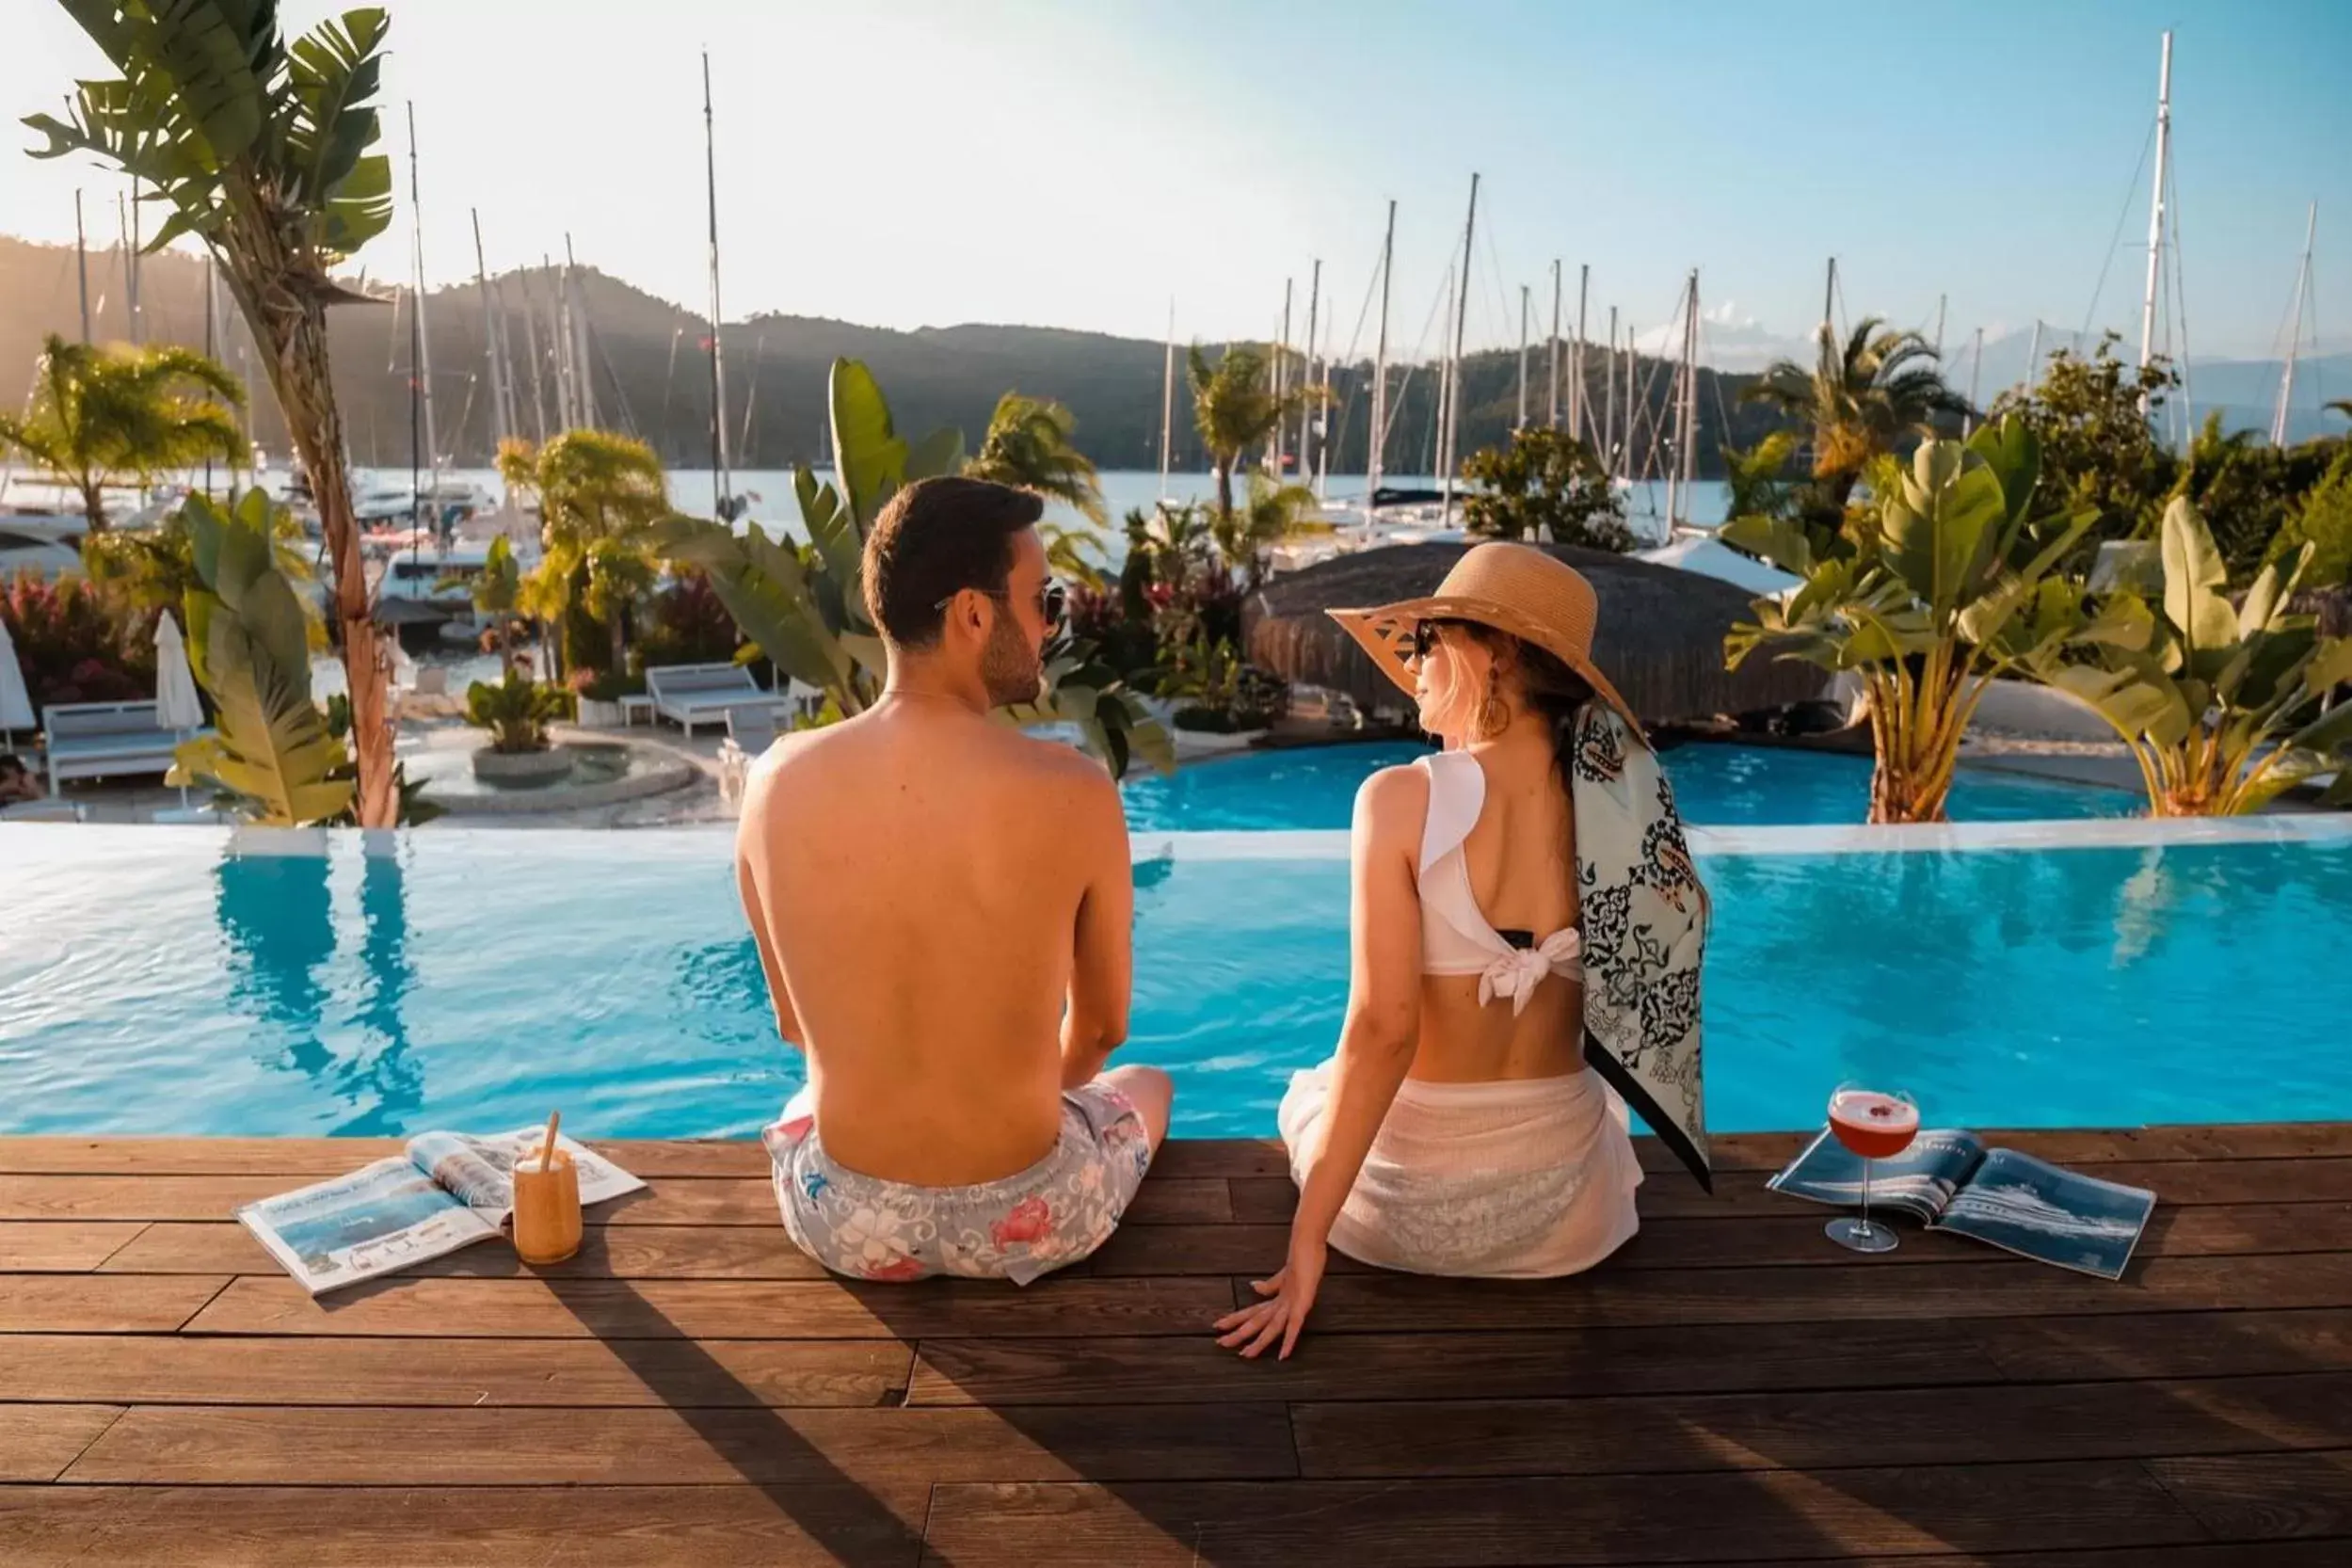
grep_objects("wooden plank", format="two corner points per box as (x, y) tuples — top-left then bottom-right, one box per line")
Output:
(0, 1483), (928, 1568)
(1230, 1159), (2352, 1224)
(0, 1172), (1233, 1227)
(0, 1408), (120, 1484)
(2143, 1449), (2352, 1543)
(65, 1402), (1299, 1486)
(95, 1222), (837, 1280)
(0, 1223), (143, 1272)
(910, 1319), (2002, 1406)
(917, 1461), (2210, 1566)
(1081, 1204), (2340, 1278)
(1145, 1141), (1288, 1179)
(184, 1273), (1240, 1339)
(0, 1276), (227, 1334)
(1290, 1373), (2352, 1479)
(1689, 1549), (2352, 1568)
(1285, 1254), (2352, 1333)
(0, 1335), (912, 1408)
(910, 1309), (2352, 1407)
(1973, 1307), (2352, 1382)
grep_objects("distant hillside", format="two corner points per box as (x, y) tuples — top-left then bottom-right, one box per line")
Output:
(2, 233), (1802, 482)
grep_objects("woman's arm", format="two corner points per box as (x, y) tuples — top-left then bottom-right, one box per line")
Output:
(1218, 765), (1423, 1357)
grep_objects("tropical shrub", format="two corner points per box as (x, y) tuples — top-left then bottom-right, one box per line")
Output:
(1188, 344), (1318, 521)
(1726, 419), (2104, 824)
(1460, 427), (1632, 550)
(502, 430), (668, 679)
(0, 571), (155, 711)
(966, 393), (1106, 526)
(1985, 334), (2183, 556)
(1744, 317), (1969, 508)
(1166, 637), (1285, 732)
(2023, 496), (2352, 815)
(168, 490), (353, 825)
(465, 671), (569, 755)
(654, 359), (1171, 776)
(2264, 448), (2352, 590)
(0, 335), (244, 533)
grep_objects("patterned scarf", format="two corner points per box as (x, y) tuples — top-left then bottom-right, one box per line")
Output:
(1570, 703), (1711, 1191)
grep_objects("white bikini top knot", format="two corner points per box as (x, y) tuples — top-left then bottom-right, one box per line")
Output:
(1415, 752), (1581, 1015)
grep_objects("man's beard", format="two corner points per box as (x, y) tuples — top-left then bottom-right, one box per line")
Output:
(979, 614), (1045, 707)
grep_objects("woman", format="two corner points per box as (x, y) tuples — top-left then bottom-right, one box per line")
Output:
(1216, 543), (1711, 1360)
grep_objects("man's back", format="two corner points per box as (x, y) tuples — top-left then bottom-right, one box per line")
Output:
(737, 701), (1128, 1184)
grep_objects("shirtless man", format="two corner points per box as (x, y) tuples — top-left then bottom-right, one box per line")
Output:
(735, 475), (1172, 1284)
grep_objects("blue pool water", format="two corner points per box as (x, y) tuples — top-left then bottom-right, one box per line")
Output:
(1120, 742), (2135, 830)
(5, 824), (2348, 1140)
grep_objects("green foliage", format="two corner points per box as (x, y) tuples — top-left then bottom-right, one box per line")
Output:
(0, 569), (156, 710)
(1211, 473), (1325, 579)
(1728, 419), (2099, 823)
(2261, 447), (2352, 590)
(27, 5), (394, 264)
(464, 670), (569, 755)
(82, 491), (314, 616)
(1165, 637), (1286, 733)
(0, 335), (245, 532)
(1187, 344), (1319, 521)
(1986, 332), (2182, 554)
(654, 358), (1170, 776)
(1742, 317), (1968, 504)
(2024, 496), (2352, 815)
(168, 489), (353, 825)
(504, 430), (667, 677)
(1459, 427), (1632, 551)
(966, 392), (1106, 526)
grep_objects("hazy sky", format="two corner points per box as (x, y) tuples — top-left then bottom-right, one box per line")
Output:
(5, 0), (2347, 363)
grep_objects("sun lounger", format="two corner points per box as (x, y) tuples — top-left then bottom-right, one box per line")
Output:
(725, 704), (778, 758)
(645, 662), (793, 737)
(40, 700), (210, 796)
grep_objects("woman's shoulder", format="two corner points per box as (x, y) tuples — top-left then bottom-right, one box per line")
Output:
(1352, 760), (1432, 840)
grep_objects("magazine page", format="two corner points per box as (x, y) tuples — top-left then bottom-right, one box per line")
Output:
(235, 1158), (501, 1296)
(469, 1128), (648, 1208)
(1766, 1127), (1988, 1221)
(405, 1130), (516, 1212)
(1931, 1147), (2155, 1281)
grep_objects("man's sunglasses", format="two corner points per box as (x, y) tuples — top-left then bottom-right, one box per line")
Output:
(936, 580), (1067, 627)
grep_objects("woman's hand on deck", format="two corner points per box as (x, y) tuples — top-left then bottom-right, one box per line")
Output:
(1212, 1237), (1326, 1359)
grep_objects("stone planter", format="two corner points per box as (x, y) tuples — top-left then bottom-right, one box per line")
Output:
(471, 745), (573, 785)
(574, 697), (625, 729)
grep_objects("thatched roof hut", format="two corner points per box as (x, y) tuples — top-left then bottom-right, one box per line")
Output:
(1244, 542), (1824, 724)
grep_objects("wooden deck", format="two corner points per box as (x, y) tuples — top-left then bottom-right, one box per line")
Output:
(4, 1126), (2350, 1566)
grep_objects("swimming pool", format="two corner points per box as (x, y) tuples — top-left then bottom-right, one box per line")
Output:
(6, 821), (2348, 1141)
(1119, 741), (2135, 830)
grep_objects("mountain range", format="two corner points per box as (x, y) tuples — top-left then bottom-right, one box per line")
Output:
(4, 235), (2344, 485)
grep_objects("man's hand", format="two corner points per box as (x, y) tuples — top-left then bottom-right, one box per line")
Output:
(1211, 1234), (1327, 1360)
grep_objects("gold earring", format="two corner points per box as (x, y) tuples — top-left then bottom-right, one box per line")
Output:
(1479, 668), (1510, 738)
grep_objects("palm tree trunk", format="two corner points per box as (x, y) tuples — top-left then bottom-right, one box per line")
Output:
(79, 472), (108, 535)
(236, 277), (397, 827)
(1215, 459), (1235, 522)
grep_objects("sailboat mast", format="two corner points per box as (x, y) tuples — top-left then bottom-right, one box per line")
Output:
(1603, 306), (1618, 477)
(406, 102), (433, 539)
(1440, 172), (1479, 525)
(1302, 260), (1320, 483)
(2024, 319), (2042, 402)
(74, 190), (89, 344)
(1573, 264), (1590, 447)
(1272, 277), (1292, 475)
(1158, 299), (1176, 502)
(518, 266), (550, 442)
(1317, 312), (1333, 502)
(702, 50), (732, 508)
(125, 184), (141, 345)
(471, 208), (510, 456)
(2138, 29), (2174, 396)
(566, 234), (597, 431)
(2274, 200), (2316, 447)
(202, 255), (216, 497)
(1965, 327), (1984, 438)
(1516, 284), (1529, 430)
(1547, 260), (1562, 429)
(1368, 199), (1396, 503)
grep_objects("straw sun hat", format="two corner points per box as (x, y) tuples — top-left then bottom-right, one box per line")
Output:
(1326, 542), (1643, 737)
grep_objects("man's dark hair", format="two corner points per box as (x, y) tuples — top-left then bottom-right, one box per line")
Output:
(860, 475), (1043, 648)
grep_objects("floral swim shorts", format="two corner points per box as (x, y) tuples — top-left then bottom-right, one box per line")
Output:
(761, 1082), (1155, 1285)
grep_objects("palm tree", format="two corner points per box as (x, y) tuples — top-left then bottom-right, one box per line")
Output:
(0, 335), (244, 533)
(29, 7), (404, 824)
(500, 431), (669, 679)
(1188, 344), (1313, 522)
(966, 393), (1106, 526)
(1744, 317), (1971, 507)
(2329, 399), (2352, 424)
(1211, 472), (1323, 582)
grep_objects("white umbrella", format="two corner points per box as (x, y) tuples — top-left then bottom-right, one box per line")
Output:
(154, 612), (205, 809)
(0, 615), (32, 750)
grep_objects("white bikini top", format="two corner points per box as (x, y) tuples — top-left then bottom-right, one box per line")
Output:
(1415, 752), (1582, 1016)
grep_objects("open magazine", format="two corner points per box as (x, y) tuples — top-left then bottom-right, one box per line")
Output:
(236, 1128), (646, 1295)
(1767, 1126), (2156, 1280)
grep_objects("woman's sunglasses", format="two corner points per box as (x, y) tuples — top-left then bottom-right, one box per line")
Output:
(1409, 619), (1445, 661)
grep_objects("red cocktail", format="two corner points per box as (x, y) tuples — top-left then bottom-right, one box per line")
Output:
(1825, 1083), (1916, 1255)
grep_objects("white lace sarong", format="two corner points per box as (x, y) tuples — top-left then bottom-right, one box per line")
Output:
(1277, 1064), (1642, 1278)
